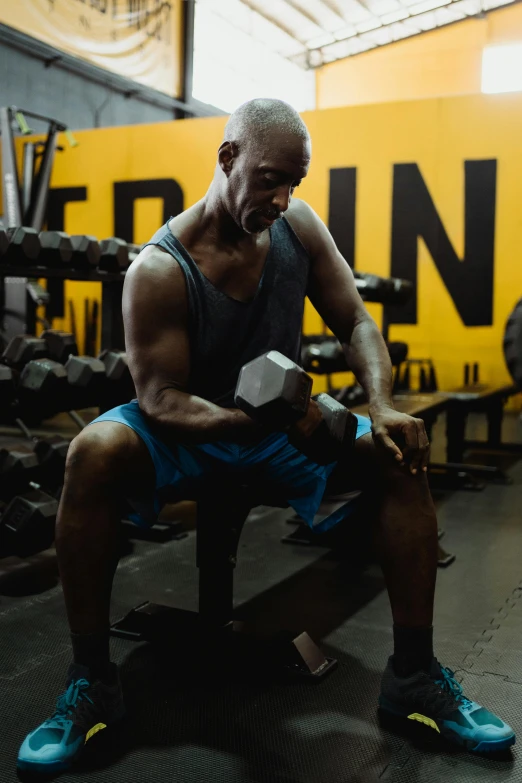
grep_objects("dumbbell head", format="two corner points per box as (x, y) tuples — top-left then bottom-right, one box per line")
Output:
(65, 355), (106, 388)
(235, 351), (312, 428)
(0, 448), (39, 500)
(301, 340), (345, 374)
(34, 435), (69, 493)
(4, 227), (40, 263)
(38, 231), (73, 267)
(2, 335), (49, 368)
(98, 349), (130, 382)
(41, 330), (78, 364)
(0, 365), (16, 413)
(0, 228), (9, 257)
(65, 355), (106, 408)
(127, 243), (143, 265)
(0, 488), (58, 558)
(18, 359), (68, 423)
(70, 235), (101, 270)
(98, 238), (129, 272)
(297, 393), (357, 465)
(97, 349), (135, 410)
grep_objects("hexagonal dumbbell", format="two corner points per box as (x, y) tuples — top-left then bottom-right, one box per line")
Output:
(17, 358), (68, 424)
(34, 435), (70, 495)
(0, 365), (17, 418)
(97, 348), (135, 411)
(1, 227), (41, 265)
(38, 231), (73, 268)
(0, 488), (58, 558)
(0, 447), (40, 501)
(70, 235), (101, 270)
(98, 238), (129, 272)
(235, 351), (358, 465)
(40, 330), (78, 364)
(64, 354), (107, 410)
(2, 335), (49, 370)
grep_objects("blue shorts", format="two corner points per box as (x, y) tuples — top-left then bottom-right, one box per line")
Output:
(89, 400), (372, 533)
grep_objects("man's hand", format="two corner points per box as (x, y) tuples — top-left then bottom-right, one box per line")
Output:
(287, 398), (323, 446)
(369, 405), (430, 475)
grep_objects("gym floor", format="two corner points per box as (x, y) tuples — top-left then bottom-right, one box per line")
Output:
(2, 412), (522, 782)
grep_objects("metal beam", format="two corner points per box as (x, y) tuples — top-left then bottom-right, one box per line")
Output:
(293, 0), (522, 67)
(281, 0), (327, 29)
(239, 0), (310, 45)
(0, 22), (222, 119)
(178, 0), (195, 119)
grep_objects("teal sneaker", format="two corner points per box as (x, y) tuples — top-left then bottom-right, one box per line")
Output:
(17, 663), (125, 774)
(379, 656), (516, 753)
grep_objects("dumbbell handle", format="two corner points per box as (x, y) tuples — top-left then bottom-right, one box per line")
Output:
(288, 392), (357, 465)
(235, 351), (357, 464)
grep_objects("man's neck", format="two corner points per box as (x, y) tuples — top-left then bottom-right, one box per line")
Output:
(200, 185), (259, 250)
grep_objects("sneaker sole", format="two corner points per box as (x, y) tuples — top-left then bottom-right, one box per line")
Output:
(17, 757), (73, 774)
(17, 708), (126, 774)
(378, 696), (516, 753)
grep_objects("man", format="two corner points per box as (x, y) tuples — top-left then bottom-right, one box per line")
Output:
(18, 99), (514, 774)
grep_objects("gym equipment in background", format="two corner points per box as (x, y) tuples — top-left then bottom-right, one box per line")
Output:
(504, 297), (522, 390)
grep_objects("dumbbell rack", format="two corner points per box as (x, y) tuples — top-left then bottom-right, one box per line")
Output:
(0, 266), (126, 350)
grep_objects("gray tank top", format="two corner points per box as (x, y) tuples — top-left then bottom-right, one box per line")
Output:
(145, 217), (310, 407)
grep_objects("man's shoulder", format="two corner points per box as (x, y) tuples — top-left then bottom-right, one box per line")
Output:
(284, 199), (323, 255)
(126, 244), (184, 289)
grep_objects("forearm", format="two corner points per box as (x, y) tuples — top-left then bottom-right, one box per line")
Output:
(341, 316), (394, 411)
(140, 387), (259, 444)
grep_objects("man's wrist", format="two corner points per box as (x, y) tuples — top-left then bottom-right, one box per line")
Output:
(368, 399), (394, 417)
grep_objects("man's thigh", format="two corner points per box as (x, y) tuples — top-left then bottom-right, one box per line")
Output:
(325, 431), (377, 496)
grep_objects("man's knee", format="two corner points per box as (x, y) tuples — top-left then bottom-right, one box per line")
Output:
(65, 422), (153, 493)
(353, 433), (430, 494)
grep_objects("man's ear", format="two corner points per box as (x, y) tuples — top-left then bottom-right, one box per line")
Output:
(218, 141), (238, 176)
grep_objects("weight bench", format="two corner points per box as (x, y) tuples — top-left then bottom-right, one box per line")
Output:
(440, 383), (522, 481)
(111, 476), (341, 681)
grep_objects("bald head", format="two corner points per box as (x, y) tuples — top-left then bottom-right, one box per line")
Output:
(215, 99), (311, 236)
(224, 98), (310, 149)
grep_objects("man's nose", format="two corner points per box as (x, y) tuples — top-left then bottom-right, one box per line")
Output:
(271, 185), (292, 214)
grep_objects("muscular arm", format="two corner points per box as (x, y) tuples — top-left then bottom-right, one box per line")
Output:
(123, 246), (257, 443)
(286, 200), (393, 412)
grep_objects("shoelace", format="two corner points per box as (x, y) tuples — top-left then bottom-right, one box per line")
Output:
(47, 678), (94, 728)
(435, 665), (473, 709)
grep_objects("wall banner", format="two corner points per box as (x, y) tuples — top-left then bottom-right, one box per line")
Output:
(0, 0), (182, 98)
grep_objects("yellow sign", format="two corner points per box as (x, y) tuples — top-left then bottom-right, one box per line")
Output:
(0, 0), (182, 98)
(21, 93), (522, 392)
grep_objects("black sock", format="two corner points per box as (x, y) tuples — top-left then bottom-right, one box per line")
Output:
(70, 630), (112, 682)
(393, 625), (434, 677)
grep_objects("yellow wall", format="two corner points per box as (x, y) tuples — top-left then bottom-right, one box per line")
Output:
(317, 3), (522, 109)
(24, 92), (522, 394)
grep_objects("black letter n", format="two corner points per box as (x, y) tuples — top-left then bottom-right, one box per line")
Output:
(388, 160), (496, 326)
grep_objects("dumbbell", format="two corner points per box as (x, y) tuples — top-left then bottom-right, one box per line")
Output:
(301, 339), (346, 374)
(0, 365), (70, 494)
(70, 235), (101, 270)
(0, 487), (58, 558)
(234, 351), (358, 465)
(41, 329), (78, 364)
(13, 417), (69, 496)
(0, 227), (41, 265)
(2, 334), (49, 370)
(98, 238), (129, 272)
(14, 352), (107, 421)
(65, 354), (107, 410)
(38, 231), (73, 268)
(0, 446), (40, 501)
(97, 349), (135, 411)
